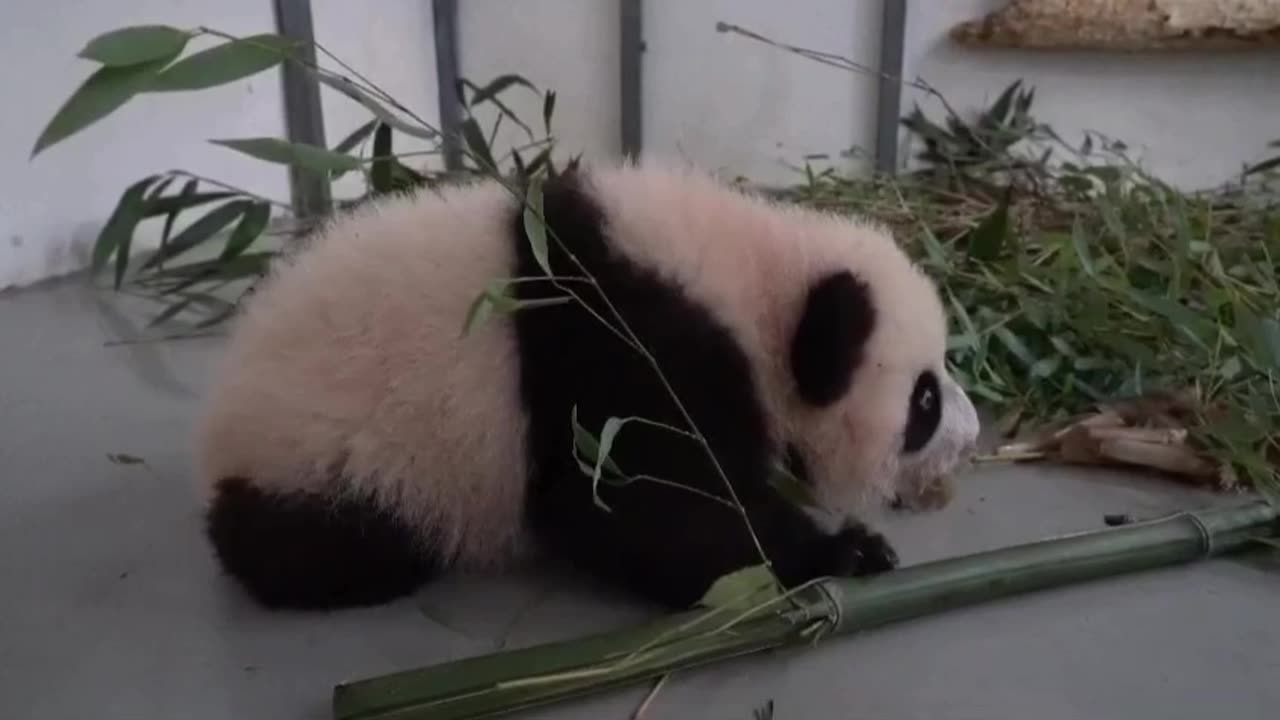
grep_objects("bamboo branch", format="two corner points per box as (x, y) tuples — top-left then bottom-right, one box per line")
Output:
(331, 500), (1278, 720)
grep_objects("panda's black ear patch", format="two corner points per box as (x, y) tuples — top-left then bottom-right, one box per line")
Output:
(789, 270), (875, 407)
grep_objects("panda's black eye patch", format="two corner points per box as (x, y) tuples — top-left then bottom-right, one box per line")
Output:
(902, 370), (942, 454)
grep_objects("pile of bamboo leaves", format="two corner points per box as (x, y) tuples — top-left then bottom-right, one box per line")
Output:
(775, 83), (1280, 502)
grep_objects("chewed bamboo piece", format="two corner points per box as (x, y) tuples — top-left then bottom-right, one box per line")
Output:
(982, 389), (1242, 490)
(332, 501), (1278, 720)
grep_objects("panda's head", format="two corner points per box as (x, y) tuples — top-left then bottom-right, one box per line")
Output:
(783, 237), (980, 521)
(572, 159), (977, 518)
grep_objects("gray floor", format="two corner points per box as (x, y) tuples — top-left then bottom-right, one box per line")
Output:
(2, 276), (1278, 720)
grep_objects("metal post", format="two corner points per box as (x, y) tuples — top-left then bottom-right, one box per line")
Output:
(619, 0), (644, 159)
(433, 0), (464, 171)
(272, 0), (331, 217)
(875, 0), (907, 176)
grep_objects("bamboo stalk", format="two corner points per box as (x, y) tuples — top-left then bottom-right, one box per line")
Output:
(332, 501), (1279, 720)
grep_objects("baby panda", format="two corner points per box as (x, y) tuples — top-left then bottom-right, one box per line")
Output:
(197, 159), (980, 611)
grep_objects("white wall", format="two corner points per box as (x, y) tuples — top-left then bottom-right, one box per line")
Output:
(900, 1), (1280, 189)
(457, 0), (621, 166)
(643, 0), (884, 186)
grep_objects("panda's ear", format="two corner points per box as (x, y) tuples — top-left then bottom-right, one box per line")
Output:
(789, 270), (875, 407)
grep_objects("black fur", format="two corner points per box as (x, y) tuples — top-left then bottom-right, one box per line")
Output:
(789, 270), (876, 407)
(902, 370), (942, 453)
(205, 476), (440, 609)
(510, 171), (897, 609)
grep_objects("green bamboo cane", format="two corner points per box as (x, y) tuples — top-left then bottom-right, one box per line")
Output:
(332, 500), (1279, 720)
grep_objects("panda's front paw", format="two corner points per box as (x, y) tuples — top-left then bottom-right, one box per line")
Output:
(825, 523), (898, 577)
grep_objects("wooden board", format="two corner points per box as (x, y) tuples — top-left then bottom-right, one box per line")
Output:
(951, 0), (1280, 51)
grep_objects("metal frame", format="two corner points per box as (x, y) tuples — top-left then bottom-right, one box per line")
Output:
(874, 0), (908, 175)
(619, 0), (644, 158)
(432, 0), (465, 171)
(272, 0), (904, 199)
(272, 0), (331, 217)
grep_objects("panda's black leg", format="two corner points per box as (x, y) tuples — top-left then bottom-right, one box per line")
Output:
(204, 476), (443, 610)
(527, 476), (897, 610)
(819, 517), (899, 578)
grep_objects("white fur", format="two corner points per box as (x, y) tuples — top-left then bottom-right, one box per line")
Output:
(197, 179), (531, 568)
(196, 159), (978, 571)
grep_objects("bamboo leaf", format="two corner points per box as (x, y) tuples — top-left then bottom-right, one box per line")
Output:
(148, 33), (295, 91)
(460, 117), (497, 172)
(143, 189), (238, 217)
(697, 564), (780, 612)
(1071, 217), (1096, 278)
(524, 176), (551, 274)
(966, 188), (1011, 261)
(143, 176), (176, 204)
(146, 289), (238, 327)
(991, 326), (1036, 369)
(209, 137), (361, 173)
(157, 179), (197, 256)
(1167, 194), (1193, 299)
(459, 76), (535, 138)
(313, 72), (437, 140)
(1253, 318), (1280, 371)
(141, 200), (250, 269)
(1123, 289), (1214, 346)
(329, 119), (379, 179)
(467, 73), (537, 106)
(916, 224), (947, 266)
(978, 80), (1021, 130)
(590, 417), (630, 509)
(31, 58), (171, 157)
(461, 288), (499, 337)
(78, 25), (191, 66)
(459, 280), (572, 337)
(331, 118), (378, 155)
(524, 146), (554, 179)
(768, 461), (816, 509)
(570, 406), (626, 483)
(146, 295), (197, 327)
(148, 251), (274, 285)
(543, 90), (557, 135)
(1030, 354), (1062, 378)
(1244, 156), (1280, 177)
(219, 201), (271, 260)
(94, 175), (160, 280)
(369, 123), (394, 194)
(388, 159), (428, 191)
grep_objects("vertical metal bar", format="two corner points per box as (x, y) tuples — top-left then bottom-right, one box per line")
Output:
(272, 0), (331, 217)
(875, 0), (907, 176)
(433, 0), (464, 171)
(619, 0), (644, 158)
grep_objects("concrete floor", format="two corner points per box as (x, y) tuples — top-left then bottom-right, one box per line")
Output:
(2, 276), (1278, 720)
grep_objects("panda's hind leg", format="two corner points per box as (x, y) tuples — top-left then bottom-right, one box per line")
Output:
(204, 476), (442, 610)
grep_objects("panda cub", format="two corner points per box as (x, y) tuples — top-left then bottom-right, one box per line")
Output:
(197, 160), (980, 611)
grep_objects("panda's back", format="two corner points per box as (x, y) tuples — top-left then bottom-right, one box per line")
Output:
(196, 180), (532, 567)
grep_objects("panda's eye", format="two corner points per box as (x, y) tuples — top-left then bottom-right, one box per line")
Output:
(902, 370), (942, 454)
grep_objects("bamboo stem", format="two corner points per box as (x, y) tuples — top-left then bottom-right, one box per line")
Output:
(332, 501), (1278, 720)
